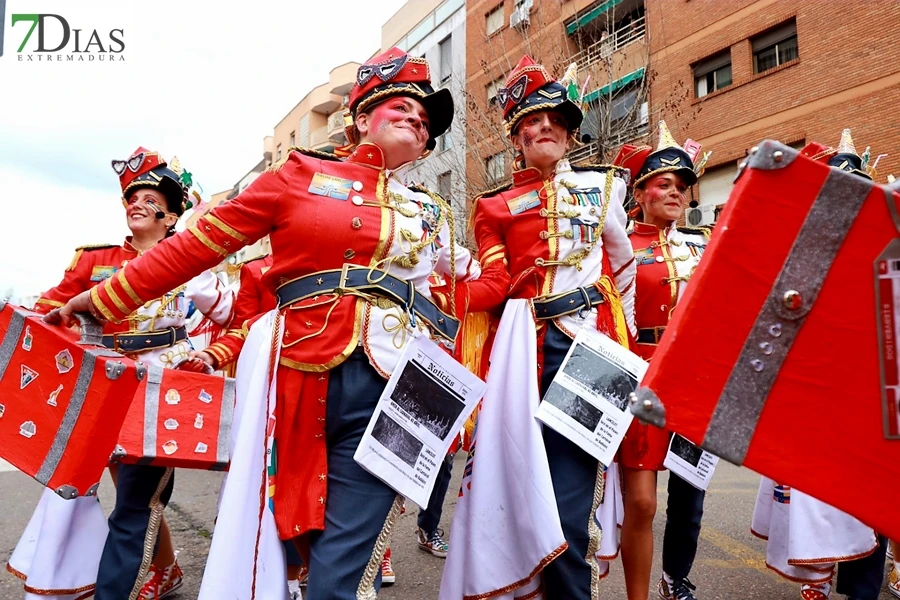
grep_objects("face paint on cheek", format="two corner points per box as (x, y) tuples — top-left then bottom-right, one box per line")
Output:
(522, 131), (535, 148)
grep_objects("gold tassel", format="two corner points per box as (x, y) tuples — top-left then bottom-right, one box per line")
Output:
(66, 249), (84, 272)
(460, 311), (491, 375)
(596, 275), (628, 348)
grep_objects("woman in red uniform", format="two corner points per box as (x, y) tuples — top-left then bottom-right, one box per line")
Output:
(614, 121), (709, 600)
(436, 55), (636, 599)
(53, 48), (478, 600)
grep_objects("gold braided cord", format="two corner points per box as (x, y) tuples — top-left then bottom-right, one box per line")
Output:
(356, 494), (404, 599)
(127, 468), (174, 600)
(546, 167), (617, 272)
(371, 190), (446, 273)
(585, 463), (606, 600)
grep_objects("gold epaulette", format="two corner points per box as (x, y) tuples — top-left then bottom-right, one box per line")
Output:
(264, 146), (341, 174)
(237, 253), (270, 267)
(475, 182), (513, 201)
(571, 163), (630, 179)
(469, 183), (513, 231)
(677, 225), (714, 240)
(66, 243), (117, 271)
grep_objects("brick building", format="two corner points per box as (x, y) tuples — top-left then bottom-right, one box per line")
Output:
(646, 0), (900, 224)
(464, 0), (651, 200)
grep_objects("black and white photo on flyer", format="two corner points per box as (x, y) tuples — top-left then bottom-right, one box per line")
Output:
(353, 334), (486, 508)
(535, 328), (648, 466)
(663, 434), (720, 491)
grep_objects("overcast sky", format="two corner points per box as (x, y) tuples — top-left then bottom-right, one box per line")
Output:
(0, 0), (405, 300)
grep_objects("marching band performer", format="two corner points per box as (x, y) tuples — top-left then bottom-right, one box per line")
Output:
(8, 147), (234, 600)
(612, 123), (710, 600)
(54, 48), (479, 600)
(183, 251), (311, 599)
(750, 130), (886, 600)
(439, 55), (635, 600)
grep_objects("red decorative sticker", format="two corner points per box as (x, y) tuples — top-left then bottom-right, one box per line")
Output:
(20, 365), (38, 389)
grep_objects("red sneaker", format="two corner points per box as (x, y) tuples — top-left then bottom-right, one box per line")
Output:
(139, 561), (184, 599)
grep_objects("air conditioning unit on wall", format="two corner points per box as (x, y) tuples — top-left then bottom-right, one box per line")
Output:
(685, 204), (717, 226)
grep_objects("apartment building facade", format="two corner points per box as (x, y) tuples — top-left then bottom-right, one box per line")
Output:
(646, 0), (900, 225)
(465, 0), (651, 199)
(271, 62), (360, 163)
(382, 0), (468, 240)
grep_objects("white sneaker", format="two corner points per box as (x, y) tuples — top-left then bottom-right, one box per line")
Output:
(888, 564), (900, 599)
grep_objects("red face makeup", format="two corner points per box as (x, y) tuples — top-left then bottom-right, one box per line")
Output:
(512, 109), (569, 175)
(637, 172), (689, 227)
(358, 96), (431, 168)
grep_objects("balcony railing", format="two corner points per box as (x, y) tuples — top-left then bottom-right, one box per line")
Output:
(571, 16), (646, 72)
(567, 121), (650, 164)
(309, 126), (330, 148)
(328, 110), (347, 143)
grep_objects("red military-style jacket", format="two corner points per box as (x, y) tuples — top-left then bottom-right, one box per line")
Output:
(630, 221), (711, 360)
(617, 220), (711, 470)
(87, 145), (477, 538)
(89, 144), (475, 377)
(35, 240), (143, 336)
(204, 254), (275, 370)
(435, 159), (636, 347)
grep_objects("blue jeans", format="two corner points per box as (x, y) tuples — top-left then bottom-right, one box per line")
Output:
(417, 452), (454, 536)
(662, 472), (706, 580)
(835, 534), (887, 600)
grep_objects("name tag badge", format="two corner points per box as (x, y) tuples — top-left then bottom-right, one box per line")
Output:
(90, 265), (119, 281)
(308, 173), (353, 200)
(506, 190), (541, 215)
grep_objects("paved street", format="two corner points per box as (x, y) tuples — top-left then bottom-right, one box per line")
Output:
(0, 457), (894, 599)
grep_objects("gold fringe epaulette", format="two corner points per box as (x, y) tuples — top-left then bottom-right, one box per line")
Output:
(75, 243), (117, 251)
(571, 163), (629, 179)
(468, 183), (512, 232)
(475, 182), (512, 201)
(236, 253), (270, 267)
(66, 243), (117, 271)
(264, 146), (341, 174)
(677, 224), (714, 239)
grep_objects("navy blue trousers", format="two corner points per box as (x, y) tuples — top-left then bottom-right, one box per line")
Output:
(835, 534), (888, 600)
(539, 322), (597, 600)
(661, 471), (706, 580)
(417, 451), (454, 536)
(302, 349), (399, 600)
(94, 464), (174, 600)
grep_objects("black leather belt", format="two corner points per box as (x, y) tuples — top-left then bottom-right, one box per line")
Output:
(103, 326), (187, 353)
(275, 266), (459, 341)
(637, 326), (666, 345)
(533, 285), (605, 320)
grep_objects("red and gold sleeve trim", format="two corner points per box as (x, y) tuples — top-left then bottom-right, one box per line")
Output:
(91, 269), (146, 323)
(188, 213), (251, 258)
(205, 342), (234, 369)
(206, 214), (250, 243)
(90, 285), (119, 322)
(188, 226), (229, 256)
(35, 298), (65, 308)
